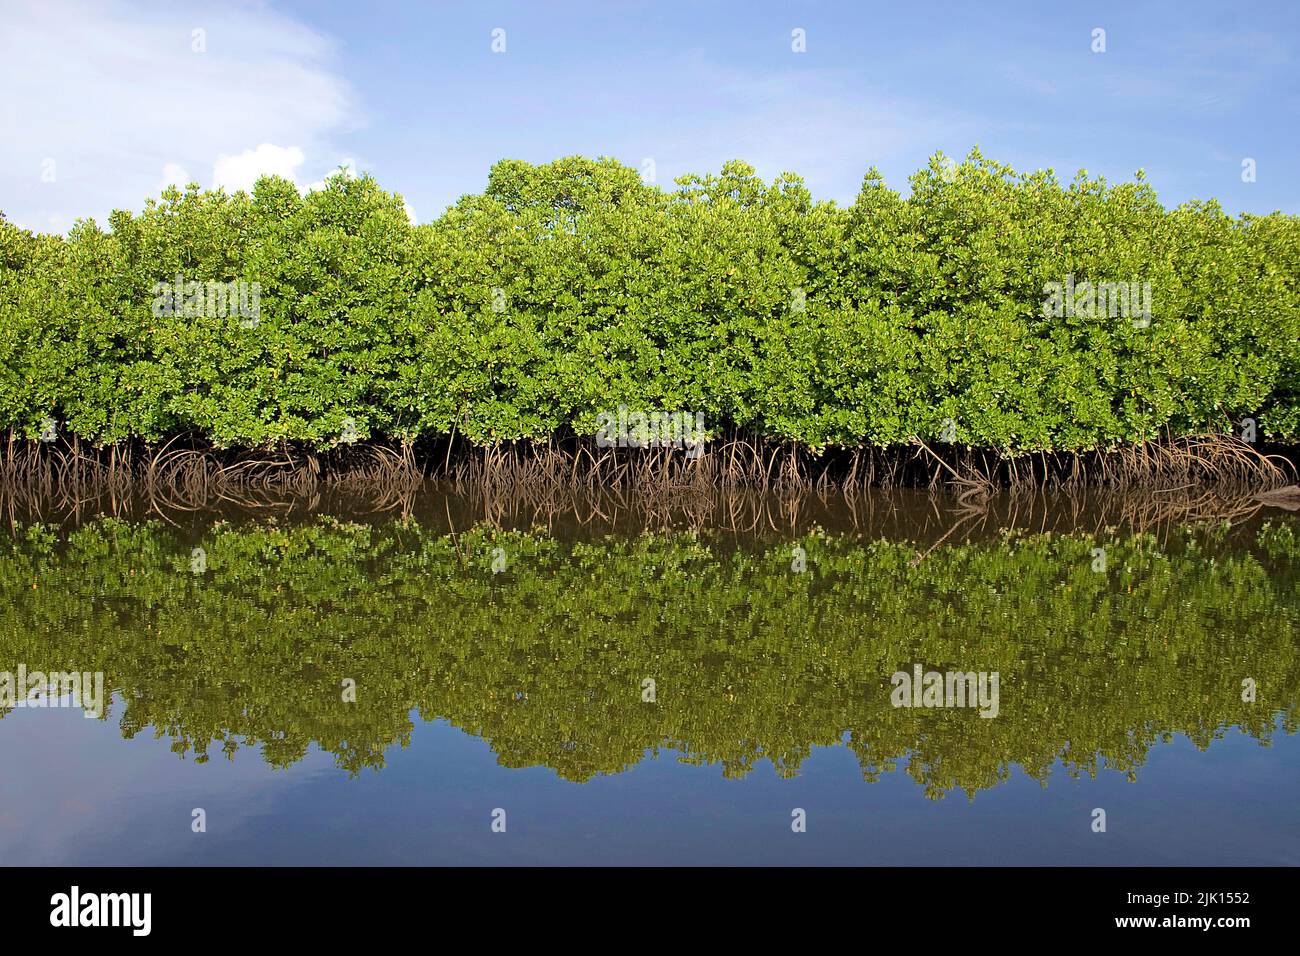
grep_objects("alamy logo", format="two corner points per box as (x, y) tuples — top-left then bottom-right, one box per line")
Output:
(0, 666), (105, 718)
(1042, 273), (1151, 327)
(595, 404), (706, 459)
(151, 275), (260, 327)
(890, 664), (1000, 717)
(50, 886), (151, 936)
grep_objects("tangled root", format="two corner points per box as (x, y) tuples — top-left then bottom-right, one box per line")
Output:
(0, 429), (1294, 524)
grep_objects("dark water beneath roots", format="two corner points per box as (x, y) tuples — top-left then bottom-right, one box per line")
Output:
(1, 485), (1297, 865)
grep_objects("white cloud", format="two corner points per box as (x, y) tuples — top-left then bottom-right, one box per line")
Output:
(0, 0), (358, 231)
(213, 144), (306, 193)
(158, 163), (193, 192)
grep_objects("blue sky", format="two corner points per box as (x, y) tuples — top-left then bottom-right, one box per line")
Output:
(3, 0), (1298, 231)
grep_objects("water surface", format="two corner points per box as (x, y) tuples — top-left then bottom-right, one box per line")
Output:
(2, 488), (1297, 865)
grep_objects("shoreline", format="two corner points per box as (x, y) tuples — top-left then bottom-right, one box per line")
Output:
(2, 429), (1295, 501)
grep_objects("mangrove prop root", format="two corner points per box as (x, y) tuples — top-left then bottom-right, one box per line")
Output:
(0, 429), (1294, 520)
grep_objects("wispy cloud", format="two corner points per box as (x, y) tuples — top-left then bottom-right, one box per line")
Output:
(0, 0), (359, 232)
(595, 53), (980, 203)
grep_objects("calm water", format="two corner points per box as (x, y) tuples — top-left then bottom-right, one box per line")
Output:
(2, 488), (1297, 865)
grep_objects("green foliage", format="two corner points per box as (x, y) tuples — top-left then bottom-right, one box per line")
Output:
(2, 151), (1298, 452)
(1, 516), (1296, 795)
